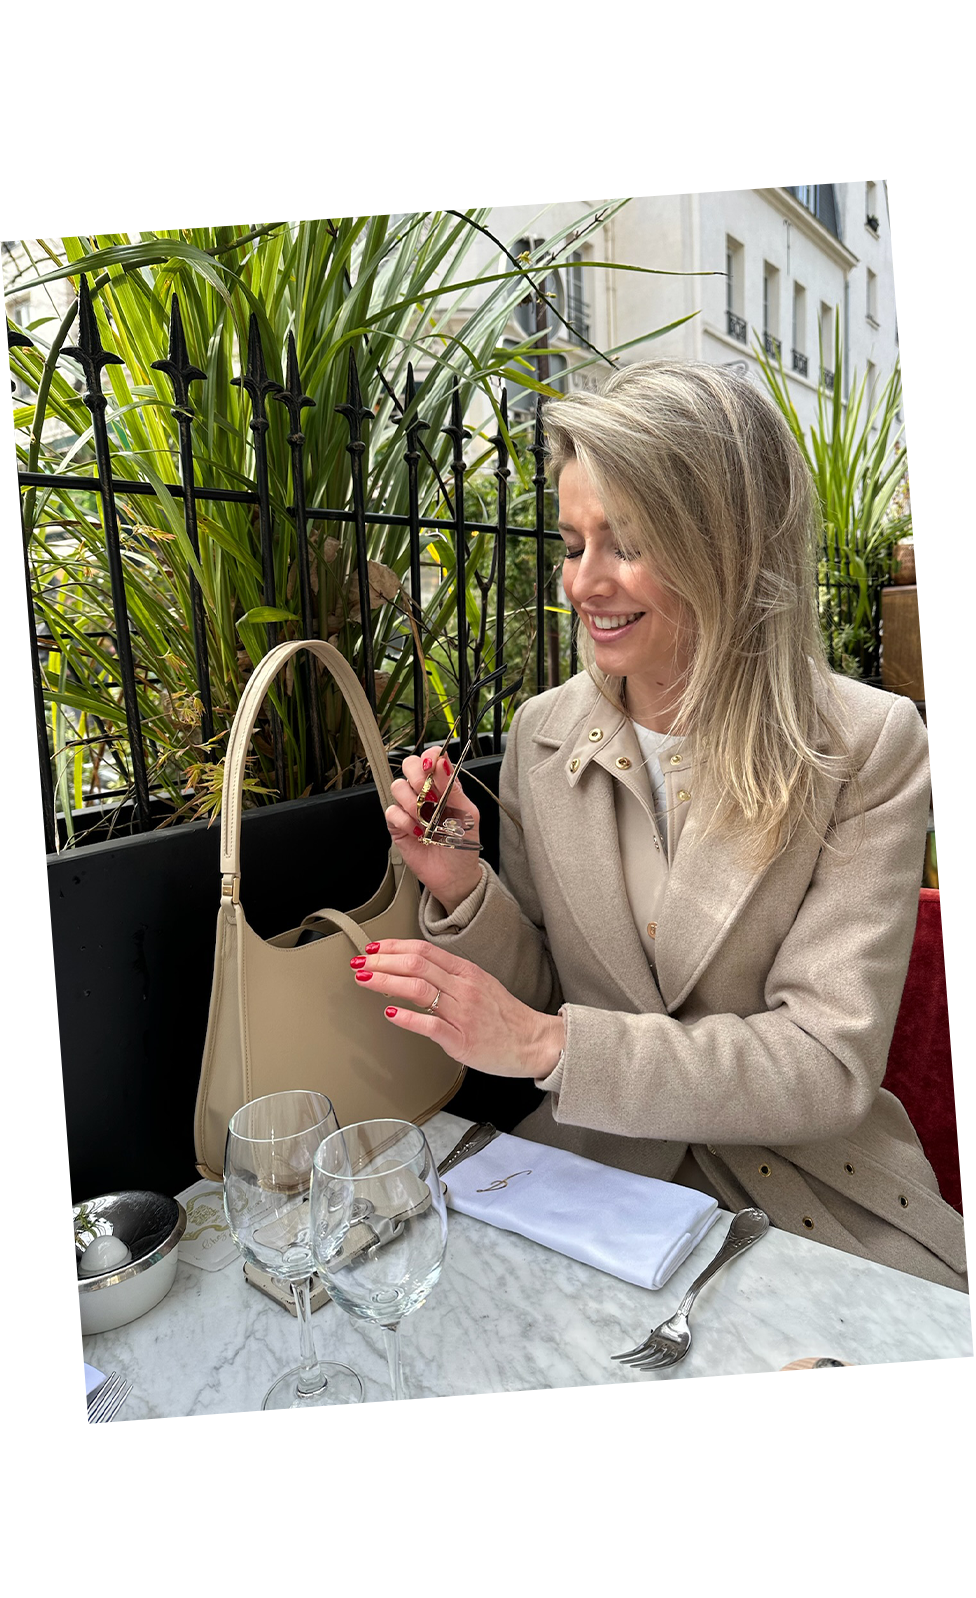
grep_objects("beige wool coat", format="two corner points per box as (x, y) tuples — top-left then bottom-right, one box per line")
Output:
(421, 669), (968, 1293)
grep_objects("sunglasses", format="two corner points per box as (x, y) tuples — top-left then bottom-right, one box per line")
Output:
(416, 667), (523, 850)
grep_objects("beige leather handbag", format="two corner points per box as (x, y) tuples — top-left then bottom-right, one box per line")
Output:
(193, 638), (465, 1181)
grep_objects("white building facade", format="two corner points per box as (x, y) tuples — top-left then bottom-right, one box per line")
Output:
(477, 181), (899, 437)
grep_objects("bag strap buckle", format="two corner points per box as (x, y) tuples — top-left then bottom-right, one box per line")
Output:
(221, 874), (240, 907)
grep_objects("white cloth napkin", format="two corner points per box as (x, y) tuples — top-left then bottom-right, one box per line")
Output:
(443, 1132), (720, 1291)
(84, 1363), (105, 1394)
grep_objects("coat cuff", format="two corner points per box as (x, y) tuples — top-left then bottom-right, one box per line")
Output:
(420, 861), (490, 935)
(534, 1008), (567, 1093)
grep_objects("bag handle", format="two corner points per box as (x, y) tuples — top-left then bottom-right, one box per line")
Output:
(219, 639), (399, 886)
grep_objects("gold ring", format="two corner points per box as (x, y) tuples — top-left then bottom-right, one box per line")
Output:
(426, 988), (442, 1014)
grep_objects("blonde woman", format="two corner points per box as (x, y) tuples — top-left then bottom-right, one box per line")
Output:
(351, 361), (966, 1292)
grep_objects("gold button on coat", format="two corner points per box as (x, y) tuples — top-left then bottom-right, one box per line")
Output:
(646, 922), (657, 938)
(677, 789), (691, 803)
(569, 758), (580, 773)
(615, 756), (632, 770)
(669, 753), (682, 765)
(588, 728), (603, 742)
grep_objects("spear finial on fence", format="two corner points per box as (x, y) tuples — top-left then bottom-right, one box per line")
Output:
(63, 276), (123, 411)
(441, 377), (471, 466)
(336, 347), (373, 452)
(397, 362), (430, 453)
(232, 313), (282, 433)
(152, 294), (206, 420)
(275, 331), (315, 445)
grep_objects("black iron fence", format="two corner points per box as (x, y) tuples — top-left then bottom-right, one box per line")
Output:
(14, 279), (576, 854)
(12, 282), (901, 853)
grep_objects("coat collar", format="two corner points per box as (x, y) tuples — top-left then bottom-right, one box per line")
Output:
(526, 673), (840, 1012)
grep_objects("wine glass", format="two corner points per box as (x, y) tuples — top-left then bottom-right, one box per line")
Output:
(310, 1119), (447, 1401)
(224, 1090), (364, 1410)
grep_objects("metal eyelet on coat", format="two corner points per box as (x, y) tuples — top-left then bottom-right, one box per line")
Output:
(802, 1216), (815, 1229)
(844, 1162), (856, 1175)
(588, 728), (603, 742)
(898, 1194), (909, 1208)
(758, 1163), (771, 1177)
(614, 756), (631, 769)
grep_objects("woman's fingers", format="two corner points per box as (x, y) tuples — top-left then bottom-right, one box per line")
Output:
(380, 1004), (464, 1058)
(352, 967), (445, 1009)
(354, 938), (468, 979)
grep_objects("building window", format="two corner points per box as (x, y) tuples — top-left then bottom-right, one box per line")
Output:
(819, 302), (835, 389)
(792, 282), (807, 375)
(564, 250), (589, 347)
(865, 182), (879, 234)
(866, 267), (878, 323)
(725, 235), (746, 342)
(513, 238), (588, 350)
(787, 184), (841, 239)
(762, 261), (781, 359)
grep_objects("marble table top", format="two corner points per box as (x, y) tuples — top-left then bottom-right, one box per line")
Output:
(82, 1112), (973, 1420)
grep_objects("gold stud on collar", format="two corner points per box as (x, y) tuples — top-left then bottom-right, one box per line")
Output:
(669, 753), (682, 765)
(569, 757), (580, 773)
(614, 756), (632, 770)
(588, 728), (603, 742)
(677, 789), (691, 803)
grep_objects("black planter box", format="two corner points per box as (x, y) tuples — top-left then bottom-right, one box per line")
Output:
(48, 755), (542, 1202)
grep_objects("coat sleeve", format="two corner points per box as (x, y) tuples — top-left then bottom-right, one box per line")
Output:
(419, 700), (564, 1015)
(551, 695), (931, 1146)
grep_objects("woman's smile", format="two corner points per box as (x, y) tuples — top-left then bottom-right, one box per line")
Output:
(557, 459), (692, 726)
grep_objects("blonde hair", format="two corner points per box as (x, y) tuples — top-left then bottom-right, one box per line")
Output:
(543, 360), (854, 866)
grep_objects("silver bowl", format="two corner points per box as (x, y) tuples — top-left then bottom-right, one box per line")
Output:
(75, 1191), (187, 1336)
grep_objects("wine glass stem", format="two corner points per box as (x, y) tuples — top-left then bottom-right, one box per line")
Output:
(381, 1322), (404, 1401)
(291, 1277), (327, 1396)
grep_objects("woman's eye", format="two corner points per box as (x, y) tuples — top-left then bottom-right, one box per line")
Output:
(562, 547), (583, 561)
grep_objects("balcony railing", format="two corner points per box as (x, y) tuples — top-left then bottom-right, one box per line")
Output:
(821, 366), (835, 393)
(792, 348), (808, 377)
(726, 310), (747, 344)
(763, 331), (782, 360)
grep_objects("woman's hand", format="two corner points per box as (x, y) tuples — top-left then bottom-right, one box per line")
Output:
(385, 747), (484, 913)
(350, 938), (566, 1079)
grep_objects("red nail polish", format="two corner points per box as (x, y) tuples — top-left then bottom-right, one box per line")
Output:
(414, 826), (424, 836)
(442, 756), (451, 773)
(350, 956), (366, 969)
(355, 971), (372, 982)
(385, 1007), (398, 1018)
(365, 943), (380, 954)
(422, 756), (432, 771)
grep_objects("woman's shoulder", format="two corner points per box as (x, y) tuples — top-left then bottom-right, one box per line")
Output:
(817, 669), (927, 765)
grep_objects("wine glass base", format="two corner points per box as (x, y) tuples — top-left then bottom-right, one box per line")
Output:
(262, 1362), (363, 1410)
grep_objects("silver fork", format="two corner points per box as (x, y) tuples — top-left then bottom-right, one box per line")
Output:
(612, 1207), (769, 1371)
(87, 1371), (130, 1422)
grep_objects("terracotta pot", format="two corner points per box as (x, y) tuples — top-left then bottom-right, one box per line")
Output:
(892, 541), (916, 585)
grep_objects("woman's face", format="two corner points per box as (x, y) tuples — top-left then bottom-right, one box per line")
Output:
(557, 459), (691, 713)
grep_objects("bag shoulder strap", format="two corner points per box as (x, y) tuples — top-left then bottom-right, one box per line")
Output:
(220, 639), (399, 884)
